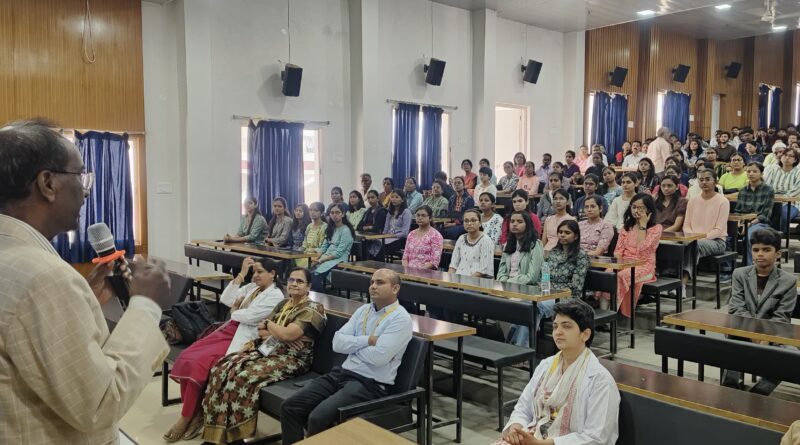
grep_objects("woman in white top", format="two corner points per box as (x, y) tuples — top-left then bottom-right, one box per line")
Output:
(478, 192), (504, 244)
(497, 300), (620, 445)
(764, 147), (800, 231)
(604, 172), (638, 230)
(166, 257), (285, 441)
(474, 166), (498, 198)
(449, 208), (496, 278)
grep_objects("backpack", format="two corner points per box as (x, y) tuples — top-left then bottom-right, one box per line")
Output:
(169, 301), (216, 344)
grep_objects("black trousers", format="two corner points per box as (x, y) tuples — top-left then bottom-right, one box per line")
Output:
(280, 367), (387, 445)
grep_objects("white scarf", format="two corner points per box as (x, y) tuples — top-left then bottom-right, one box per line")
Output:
(530, 348), (592, 439)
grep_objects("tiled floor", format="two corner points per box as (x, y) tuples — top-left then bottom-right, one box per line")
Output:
(121, 261), (800, 444)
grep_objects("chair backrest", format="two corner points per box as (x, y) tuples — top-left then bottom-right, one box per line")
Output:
(210, 249), (251, 269)
(770, 202), (783, 231)
(402, 282), (536, 326)
(655, 243), (685, 278)
(606, 227), (619, 256)
(184, 244), (220, 266)
(330, 269), (371, 294)
(583, 270), (617, 307)
(311, 313), (349, 374)
(168, 272), (194, 308)
(389, 336), (427, 394)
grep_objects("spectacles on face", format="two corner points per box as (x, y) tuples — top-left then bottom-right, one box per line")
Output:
(462, 218), (480, 224)
(630, 204), (647, 212)
(49, 170), (95, 191)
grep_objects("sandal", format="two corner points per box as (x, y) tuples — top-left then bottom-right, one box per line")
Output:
(163, 424), (185, 443)
(182, 415), (204, 440)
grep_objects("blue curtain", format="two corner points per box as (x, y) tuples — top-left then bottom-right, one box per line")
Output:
(53, 131), (134, 263)
(591, 91), (628, 161)
(758, 84), (770, 129)
(392, 103), (420, 185)
(770, 87), (782, 128)
(248, 120), (305, 221)
(420, 106), (443, 189)
(663, 91), (691, 142)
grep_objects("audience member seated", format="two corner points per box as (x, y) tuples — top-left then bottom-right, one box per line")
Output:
(541, 189), (575, 253)
(602, 193), (661, 315)
(715, 131), (736, 162)
(763, 147), (800, 231)
(579, 196), (614, 256)
(616, 141), (631, 165)
(497, 300), (620, 445)
(576, 145), (592, 173)
(357, 190), (388, 258)
(461, 159), (478, 191)
(584, 152), (605, 178)
(325, 187), (349, 215)
(663, 161), (689, 187)
(591, 144), (609, 166)
(224, 196), (267, 243)
(422, 182), (450, 218)
(573, 173), (608, 220)
(722, 228), (798, 395)
(684, 138), (705, 165)
(513, 152), (528, 176)
(735, 163), (775, 265)
(650, 166), (688, 197)
(671, 150), (691, 175)
(403, 177), (423, 213)
(637, 157), (659, 192)
(280, 269), (412, 445)
(604, 172), (638, 230)
(359, 173), (372, 197)
(742, 141), (764, 164)
(378, 177), (394, 207)
(687, 161), (724, 200)
(653, 175), (688, 233)
(311, 204), (355, 291)
(265, 197), (294, 247)
(718, 153), (747, 192)
(600, 167), (622, 204)
(480, 158), (498, 185)
(383, 189), (413, 257)
(703, 148), (728, 179)
(548, 220), (589, 300)
(442, 176), (474, 240)
(551, 162), (571, 188)
(475, 166), (498, 198)
(536, 153), (554, 178)
(498, 161), (520, 191)
(448, 208), (496, 278)
(478, 192), (504, 244)
(763, 141), (785, 166)
(345, 191), (367, 228)
(564, 150), (580, 178)
(621, 140), (646, 168)
(517, 161), (541, 195)
(500, 189), (542, 244)
(300, 202), (328, 265)
(402, 205), (443, 270)
(434, 170), (455, 199)
(538, 173), (570, 220)
(201, 268), (326, 444)
(289, 204), (311, 250)
(682, 169), (729, 289)
(164, 258), (286, 442)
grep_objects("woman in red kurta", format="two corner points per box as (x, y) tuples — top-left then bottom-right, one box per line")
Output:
(606, 193), (662, 317)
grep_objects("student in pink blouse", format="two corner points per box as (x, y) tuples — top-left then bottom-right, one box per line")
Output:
(516, 161), (540, 195)
(681, 169), (729, 288)
(402, 205), (443, 270)
(513, 152), (527, 177)
(541, 189), (576, 253)
(578, 196), (615, 256)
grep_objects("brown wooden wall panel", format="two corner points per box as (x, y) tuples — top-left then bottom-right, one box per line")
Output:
(0, 0), (144, 132)
(713, 39), (747, 131)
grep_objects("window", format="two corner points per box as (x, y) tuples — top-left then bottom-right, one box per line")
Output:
(391, 108), (450, 182)
(794, 82), (800, 125)
(240, 126), (321, 214)
(586, 92), (595, 147)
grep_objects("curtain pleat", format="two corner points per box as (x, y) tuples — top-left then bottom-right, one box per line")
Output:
(663, 91), (691, 143)
(420, 106), (443, 189)
(391, 103), (420, 185)
(247, 120), (305, 221)
(591, 91), (628, 161)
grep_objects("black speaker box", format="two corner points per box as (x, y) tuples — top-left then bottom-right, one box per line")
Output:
(725, 62), (742, 79)
(673, 64), (690, 82)
(281, 63), (303, 97)
(609, 66), (628, 87)
(522, 59), (543, 84)
(424, 58), (446, 86)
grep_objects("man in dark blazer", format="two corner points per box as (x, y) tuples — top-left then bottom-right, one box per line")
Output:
(723, 227), (797, 394)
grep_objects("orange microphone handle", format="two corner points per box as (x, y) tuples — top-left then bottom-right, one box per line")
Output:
(91, 250), (126, 264)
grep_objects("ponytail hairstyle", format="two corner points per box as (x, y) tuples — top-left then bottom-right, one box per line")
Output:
(243, 196), (261, 234)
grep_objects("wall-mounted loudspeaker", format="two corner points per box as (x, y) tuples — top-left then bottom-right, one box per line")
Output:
(521, 59), (543, 84)
(724, 62), (742, 79)
(609, 66), (628, 87)
(672, 64), (690, 83)
(424, 58), (446, 86)
(281, 64), (303, 97)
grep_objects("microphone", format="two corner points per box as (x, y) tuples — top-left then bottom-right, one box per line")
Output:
(87, 223), (130, 307)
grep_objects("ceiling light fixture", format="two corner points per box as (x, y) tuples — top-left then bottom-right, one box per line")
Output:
(637, 10), (656, 16)
(715, 4), (731, 9)
(773, 24), (787, 30)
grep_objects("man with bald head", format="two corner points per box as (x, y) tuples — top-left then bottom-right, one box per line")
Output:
(280, 268), (412, 443)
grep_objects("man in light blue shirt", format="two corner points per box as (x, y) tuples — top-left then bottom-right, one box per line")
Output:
(280, 269), (413, 444)
(404, 177), (423, 213)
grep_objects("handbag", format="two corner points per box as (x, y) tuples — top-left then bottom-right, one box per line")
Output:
(170, 301), (216, 344)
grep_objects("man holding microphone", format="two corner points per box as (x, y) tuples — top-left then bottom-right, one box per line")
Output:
(0, 119), (171, 444)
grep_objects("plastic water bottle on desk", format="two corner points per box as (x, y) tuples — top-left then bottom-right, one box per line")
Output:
(541, 262), (551, 295)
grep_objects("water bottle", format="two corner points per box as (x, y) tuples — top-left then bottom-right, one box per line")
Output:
(541, 262), (551, 295)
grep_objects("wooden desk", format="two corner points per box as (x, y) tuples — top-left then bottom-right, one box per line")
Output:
(602, 359), (799, 433)
(662, 309), (800, 348)
(191, 239), (317, 261)
(297, 418), (414, 445)
(660, 232), (707, 242)
(728, 213), (757, 255)
(612, 166), (638, 172)
(772, 195), (800, 259)
(589, 256), (646, 349)
(354, 231), (394, 261)
(356, 231), (394, 241)
(136, 254), (232, 282)
(338, 261), (569, 302)
(308, 291), (475, 444)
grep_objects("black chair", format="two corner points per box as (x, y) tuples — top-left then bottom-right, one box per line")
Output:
(697, 251), (738, 308)
(330, 268), (371, 301)
(582, 270), (618, 355)
(159, 272), (196, 406)
(641, 243), (687, 325)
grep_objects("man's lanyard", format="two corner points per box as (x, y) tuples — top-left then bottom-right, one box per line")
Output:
(361, 302), (399, 336)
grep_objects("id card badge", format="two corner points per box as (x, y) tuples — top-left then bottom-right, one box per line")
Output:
(258, 337), (279, 356)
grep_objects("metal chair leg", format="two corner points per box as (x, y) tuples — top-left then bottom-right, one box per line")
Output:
(497, 367), (505, 432)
